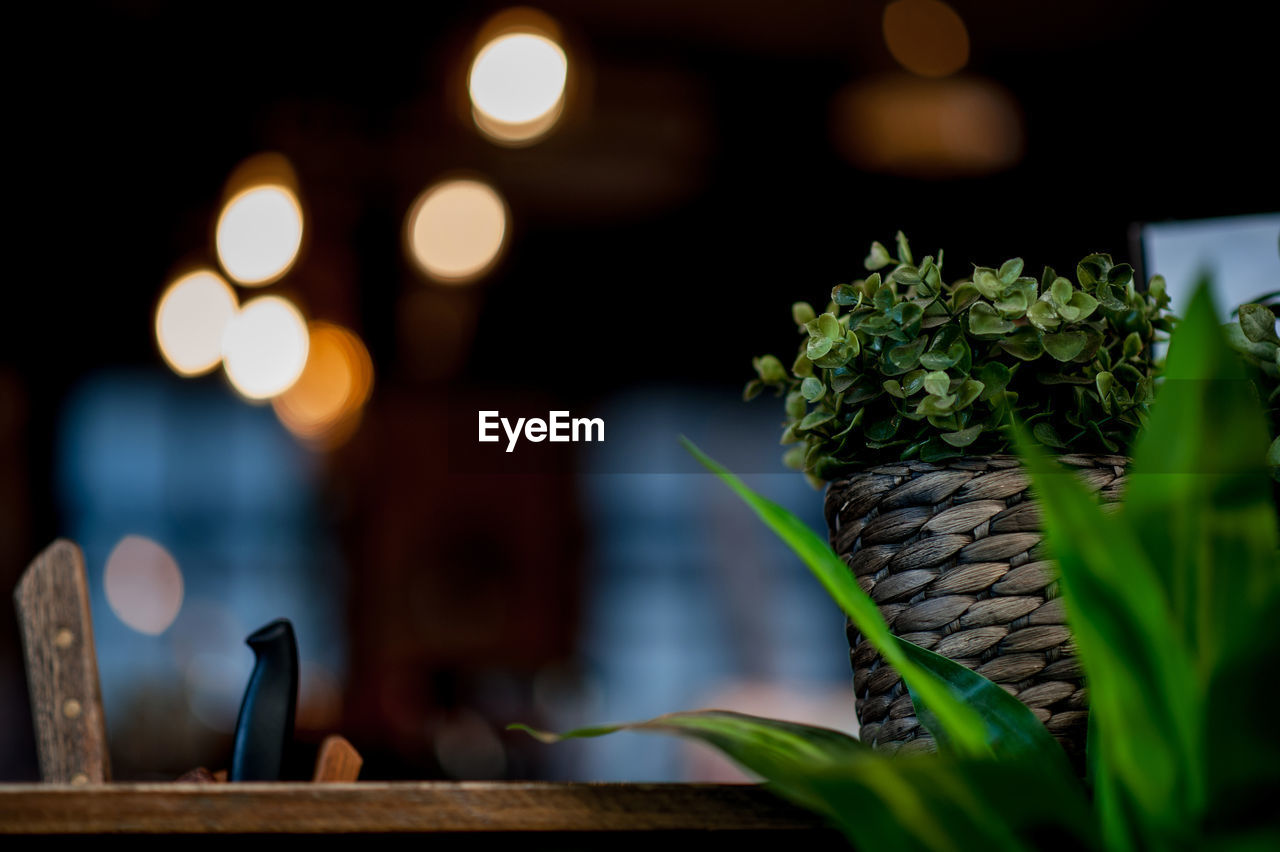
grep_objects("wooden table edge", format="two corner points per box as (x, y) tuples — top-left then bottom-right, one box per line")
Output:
(0, 781), (830, 834)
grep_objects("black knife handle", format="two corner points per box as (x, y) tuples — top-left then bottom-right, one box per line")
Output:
(229, 618), (298, 781)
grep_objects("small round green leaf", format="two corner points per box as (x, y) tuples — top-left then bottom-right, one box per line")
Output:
(801, 377), (825, 402)
(753, 355), (786, 383)
(799, 410), (835, 431)
(1043, 331), (1088, 362)
(806, 336), (833, 360)
(969, 303), (1016, 336)
(792, 301), (816, 326)
(941, 424), (983, 447)
(1027, 300), (1061, 331)
(865, 241), (892, 270)
(923, 370), (950, 397)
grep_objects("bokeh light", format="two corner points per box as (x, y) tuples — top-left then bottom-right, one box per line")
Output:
(221, 295), (310, 400)
(272, 321), (374, 448)
(469, 31), (568, 144)
(104, 535), (184, 635)
(831, 75), (1022, 177)
(405, 179), (509, 283)
(883, 0), (970, 78)
(216, 184), (304, 286)
(155, 270), (239, 377)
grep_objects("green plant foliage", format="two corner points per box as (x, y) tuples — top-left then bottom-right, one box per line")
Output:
(1018, 284), (1280, 850)
(517, 284), (1280, 851)
(678, 437), (1065, 767)
(514, 711), (1096, 852)
(748, 233), (1172, 484)
(1223, 290), (1280, 477)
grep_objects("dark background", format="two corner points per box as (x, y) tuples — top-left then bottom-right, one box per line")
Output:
(2, 0), (1276, 780)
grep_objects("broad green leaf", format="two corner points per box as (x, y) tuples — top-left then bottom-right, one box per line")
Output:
(680, 438), (992, 755)
(1015, 425), (1188, 847)
(1113, 283), (1280, 839)
(900, 641), (1069, 769)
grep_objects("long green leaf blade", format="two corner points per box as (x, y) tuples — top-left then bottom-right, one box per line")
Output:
(681, 436), (1048, 759)
(512, 710), (1096, 852)
(899, 640), (1070, 773)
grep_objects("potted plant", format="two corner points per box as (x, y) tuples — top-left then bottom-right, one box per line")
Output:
(517, 285), (1280, 850)
(744, 234), (1172, 761)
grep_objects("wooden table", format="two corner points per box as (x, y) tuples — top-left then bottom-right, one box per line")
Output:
(0, 782), (846, 847)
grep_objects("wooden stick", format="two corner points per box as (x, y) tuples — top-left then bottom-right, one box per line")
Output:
(12, 540), (111, 784)
(312, 735), (363, 782)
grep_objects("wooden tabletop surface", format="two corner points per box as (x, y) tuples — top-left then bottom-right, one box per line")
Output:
(0, 781), (833, 835)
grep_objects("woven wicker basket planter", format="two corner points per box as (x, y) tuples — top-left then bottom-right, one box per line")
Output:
(823, 454), (1128, 762)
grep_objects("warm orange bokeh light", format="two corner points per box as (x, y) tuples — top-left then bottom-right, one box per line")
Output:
(405, 179), (509, 283)
(469, 29), (568, 145)
(832, 75), (1022, 177)
(883, 0), (970, 78)
(272, 321), (374, 448)
(155, 270), (239, 377)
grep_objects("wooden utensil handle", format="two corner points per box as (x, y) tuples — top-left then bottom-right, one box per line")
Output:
(13, 540), (111, 784)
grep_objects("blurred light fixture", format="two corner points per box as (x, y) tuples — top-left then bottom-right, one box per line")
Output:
(104, 535), (184, 635)
(831, 74), (1022, 178)
(405, 178), (509, 283)
(155, 270), (239, 377)
(272, 321), (374, 448)
(216, 184), (304, 285)
(221, 295), (310, 400)
(883, 0), (970, 78)
(468, 12), (568, 145)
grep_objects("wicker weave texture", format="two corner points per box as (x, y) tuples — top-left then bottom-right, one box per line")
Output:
(824, 454), (1127, 759)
